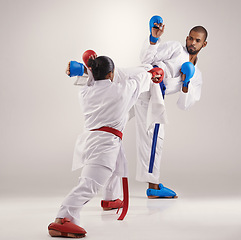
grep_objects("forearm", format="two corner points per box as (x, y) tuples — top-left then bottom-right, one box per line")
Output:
(131, 71), (152, 95)
(140, 38), (160, 64)
(120, 64), (153, 78)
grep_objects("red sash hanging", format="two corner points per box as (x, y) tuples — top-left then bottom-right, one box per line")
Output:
(117, 177), (129, 220)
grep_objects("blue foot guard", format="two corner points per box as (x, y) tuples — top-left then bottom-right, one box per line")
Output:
(147, 183), (177, 198)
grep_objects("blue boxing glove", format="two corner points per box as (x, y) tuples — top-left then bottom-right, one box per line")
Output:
(149, 15), (163, 43)
(181, 62), (195, 87)
(69, 61), (85, 77)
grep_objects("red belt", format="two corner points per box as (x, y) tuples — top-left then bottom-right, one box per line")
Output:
(90, 126), (128, 220)
(91, 126), (123, 140)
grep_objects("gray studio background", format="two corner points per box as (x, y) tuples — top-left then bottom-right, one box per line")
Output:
(0, 0), (240, 198)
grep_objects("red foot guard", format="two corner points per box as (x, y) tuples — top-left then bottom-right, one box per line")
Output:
(48, 218), (86, 238)
(101, 198), (123, 211)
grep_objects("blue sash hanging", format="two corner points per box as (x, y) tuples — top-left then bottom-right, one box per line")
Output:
(148, 65), (166, 173)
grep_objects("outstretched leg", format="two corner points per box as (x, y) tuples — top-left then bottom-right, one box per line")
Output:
(48, 164), (113, 238)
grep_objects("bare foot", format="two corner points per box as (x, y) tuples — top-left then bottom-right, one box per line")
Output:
(148, 183), (159, 190)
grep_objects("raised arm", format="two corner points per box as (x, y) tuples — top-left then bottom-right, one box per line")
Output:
(140, 15), (165, 64)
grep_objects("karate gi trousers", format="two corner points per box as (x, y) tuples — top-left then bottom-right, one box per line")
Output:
(134, 90), (165, 184)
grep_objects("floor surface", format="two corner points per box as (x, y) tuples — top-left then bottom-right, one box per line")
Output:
(1, 188), (241, 240)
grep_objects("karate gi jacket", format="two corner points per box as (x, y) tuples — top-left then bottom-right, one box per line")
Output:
(72, 68), (152, 176)
(140, 39), (203, 110)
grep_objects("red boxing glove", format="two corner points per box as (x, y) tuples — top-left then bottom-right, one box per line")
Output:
(82, 50), (97, 67)
(148, 67), (164, 83)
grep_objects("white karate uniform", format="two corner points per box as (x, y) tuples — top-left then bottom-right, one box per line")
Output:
(136, 38), (203, 184)
(56, 67), (151, 225)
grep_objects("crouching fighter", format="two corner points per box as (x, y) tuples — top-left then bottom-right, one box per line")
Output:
(69, 49), (167, 209)
(48, 55), (164, 238)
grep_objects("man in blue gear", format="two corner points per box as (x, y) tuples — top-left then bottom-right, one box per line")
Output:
(135, 15), (208, 198)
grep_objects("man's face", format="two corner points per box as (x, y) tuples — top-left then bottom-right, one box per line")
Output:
(186, 31), (207, 55)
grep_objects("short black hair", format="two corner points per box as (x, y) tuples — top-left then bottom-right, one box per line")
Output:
(189, 26), (208, 41)
(88, 56), (115, 80)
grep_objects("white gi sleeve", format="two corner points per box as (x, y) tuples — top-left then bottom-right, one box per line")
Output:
(153, 41), (183, 64)
(73, 68), (94, 86)
(118, 65), (153, 78)
(113, 68), (129, 84)
(117, 66), (153, 94)
(140, 39), (183, 66)
(125, 71), (152, 101)
(74, 74), (88, 86)
(177, 68), (203, 110)
(140, 37), (161, 64)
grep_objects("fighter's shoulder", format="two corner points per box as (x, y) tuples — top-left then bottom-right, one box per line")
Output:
(159, 40), (180, 46)
(112, 67), (130, 85)
(165, 41), (183, 49)
(114, 67), (127, 79)
(158, 40), (182, 52)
